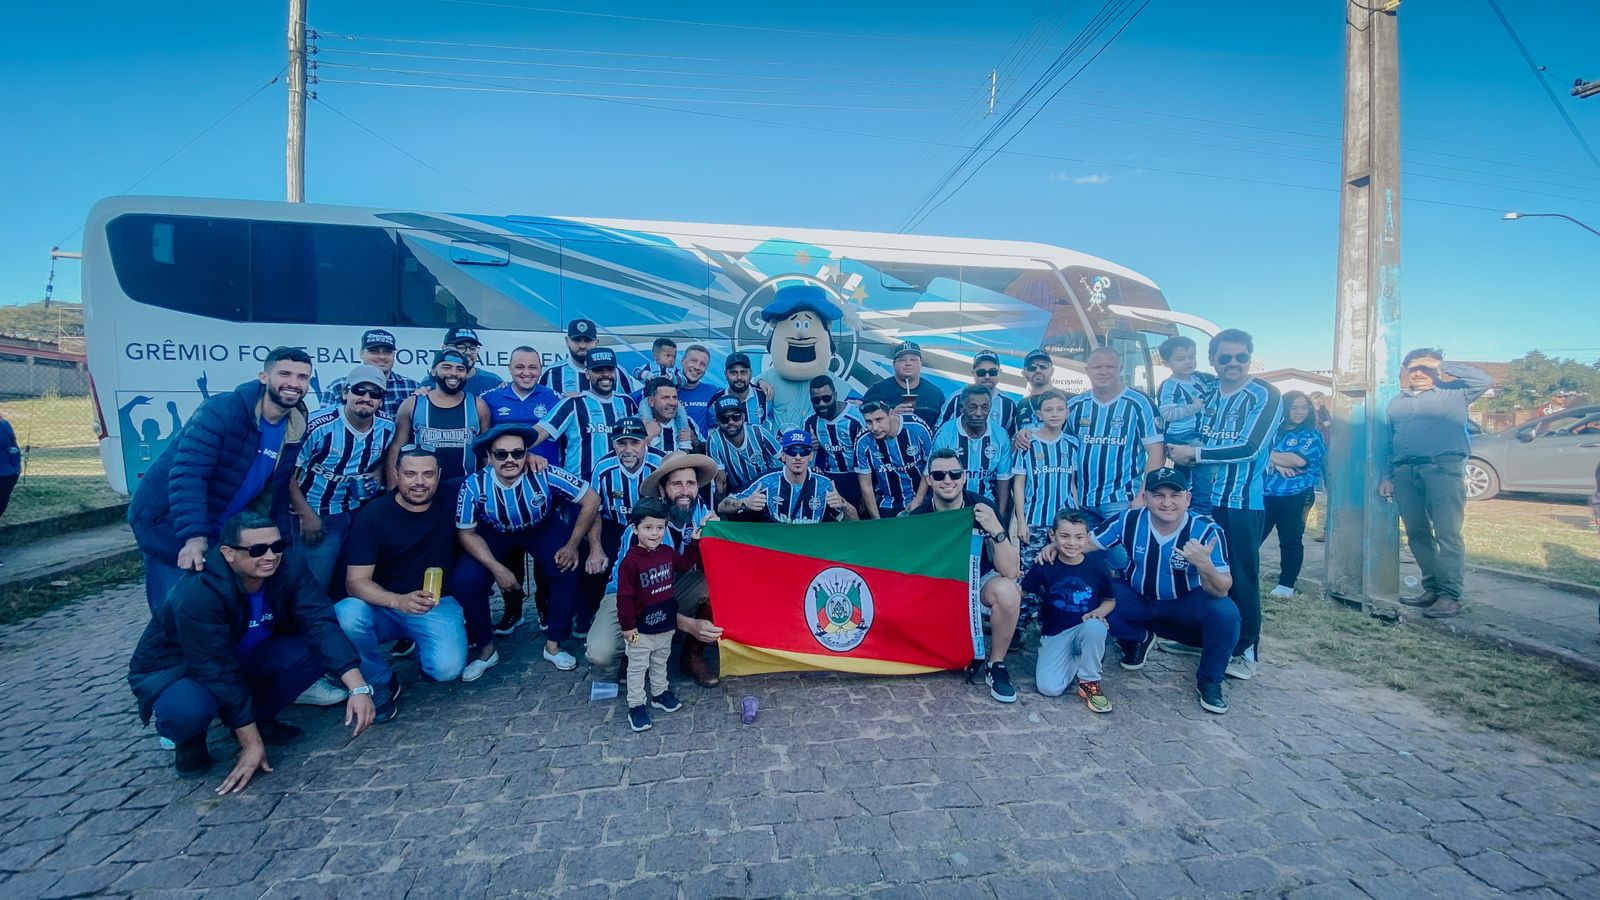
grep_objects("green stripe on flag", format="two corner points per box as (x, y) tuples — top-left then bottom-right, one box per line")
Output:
(701, 507), (974, 582)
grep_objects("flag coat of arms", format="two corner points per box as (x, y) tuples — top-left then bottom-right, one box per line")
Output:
(699, 509), (984, 676)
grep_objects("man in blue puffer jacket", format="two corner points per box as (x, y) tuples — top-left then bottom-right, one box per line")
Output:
(130, 347), (313, 612)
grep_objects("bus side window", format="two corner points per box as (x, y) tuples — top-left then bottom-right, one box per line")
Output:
(251, 222), (402, 326)
(107, 214), (250, 321)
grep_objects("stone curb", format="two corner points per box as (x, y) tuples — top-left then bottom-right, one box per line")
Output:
(0, 501), (128, 547)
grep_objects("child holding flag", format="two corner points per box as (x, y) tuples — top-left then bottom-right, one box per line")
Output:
(1022, 509), (1117, 713)
(616, 498), (699, 732)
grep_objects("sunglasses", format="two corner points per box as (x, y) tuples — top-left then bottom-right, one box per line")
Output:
(1025, 362), (1052, 372)
(348, 385), (384, 399)
(810, 395), (835, 405)
(1406, 364), (1438, 374)
(1215, 352), (1251, 365)
(489, 447), (527, 461)
(399, 442), (437, 453)
(227, 539), (288, 558)
(974, 368), (1001, 378)
(718, 414), (744, 423)
(927, 469), (965, 482)
(782, 446), (813, 457)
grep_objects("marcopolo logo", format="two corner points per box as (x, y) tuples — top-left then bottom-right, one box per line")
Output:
(806, 566), (874, 653)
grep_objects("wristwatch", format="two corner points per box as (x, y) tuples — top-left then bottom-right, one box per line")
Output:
(349, 684), (374, 697)
(987, 530), (1006, 543)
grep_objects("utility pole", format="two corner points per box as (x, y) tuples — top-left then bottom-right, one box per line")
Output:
(287, 0), (307, 202)
(1574, 78), (1600, 99)
(1326, 0), (1401, 609)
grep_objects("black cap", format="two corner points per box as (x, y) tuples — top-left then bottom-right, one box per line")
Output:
(1144, 466), (1190, 492)
(567, 318), (598, 339)
(586, 347), (618, 370)
(892, 341), (922, 360)
(613, 416), (647, 442)
(444, 326), (481, 346)
(972, 349), (1000, 366)
(1024, 348), (1053, 367)
(713, 396), (746, 418)
(725, 351), (753, 370)
(433, 348), (470, 369)
(361, 328), (397, 349)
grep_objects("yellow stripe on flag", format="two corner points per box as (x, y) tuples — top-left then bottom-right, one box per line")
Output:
(719, 639), (951, 677)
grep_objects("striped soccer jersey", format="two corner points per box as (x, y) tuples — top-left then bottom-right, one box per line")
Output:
(706, 423), (783, 494)
(411, 393), (482, 484)
(541, 361), (639, 398)
(707, 387), (772, 429)
(633, 362), (685, 386)
(590, 452), (663, 526)
(1194, 379), (1284, 511)
(1012, 428), (1084, 530)
(319, 370), (419, 420)
(295, 408), (395, 516)
(933, 418), (1014, 501)
(1092, 507), (1231, 602)
(535, 392), (639, 481)
(646, 416), (701, 456)
(734, 470), (840, 524)
(937, 388), (1024, 436)
(1066, 387), (1163, 508)
(455, 465), (589, 532)
(853, 416), (934, 512)
(804, 407), (867, 475)
(1157, 372), (1218, 444)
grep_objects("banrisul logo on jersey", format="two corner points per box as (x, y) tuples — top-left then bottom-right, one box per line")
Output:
(807, 566), (874, 652)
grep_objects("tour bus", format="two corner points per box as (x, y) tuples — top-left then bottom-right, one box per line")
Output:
(81, 196), (1212, 494)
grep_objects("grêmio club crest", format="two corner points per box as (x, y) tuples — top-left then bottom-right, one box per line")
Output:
(806, 566), (875, 653)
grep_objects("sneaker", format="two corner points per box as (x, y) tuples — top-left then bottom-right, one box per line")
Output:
(293, 675), (349, 707)
(255, 718), (304, 746)
(1156, 639), (1201, 656)
(628, 705), (652, 732)
(651, 690), (684, 713)
(985, 662), (1017, 703)
(1197, 681), (1229, 714)
(387, 675), (404, 704)
(374, 691), (399, 724)
(1268, 584), (1296, 599)
(1225, 654), (1258, 681)
(1076, 680), (1113, 714)
(390, 639), (417, 658)
(461, 650), (501, 683)
(1399, 591), (1438, 608)
(543, 647), (578, 671)
(1119, 633), (1155, 670)
(963, 658), (985, 685)
(493, 612), (525, 636)
(173, 736), (213, 776)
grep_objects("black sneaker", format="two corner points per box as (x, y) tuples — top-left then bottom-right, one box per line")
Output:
(374, 692), (399, 724)
(173, 736), (212, 776)
(390, 639), (417, 658)
(651, 690), (683, 713)
(255, 718), (304, 746)
(963, 658), (985, 685)
(985, 662), (1017, 703)
(387, 675), (404, 704)
(1008, 629), (1024, 653)
(628, 705), (652, 732)
(1119, 632), (1155, 670)
(1197, 681), (1229, 715)
(493, 612), (524, 636)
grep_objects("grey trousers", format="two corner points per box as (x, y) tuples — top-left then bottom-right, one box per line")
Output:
(1393, 457), (1468, 600)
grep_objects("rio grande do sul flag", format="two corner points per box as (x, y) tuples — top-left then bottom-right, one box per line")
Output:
(699, 508), (983, 676)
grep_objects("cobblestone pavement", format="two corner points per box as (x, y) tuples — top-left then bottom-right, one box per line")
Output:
(2, 584), (1598, 899)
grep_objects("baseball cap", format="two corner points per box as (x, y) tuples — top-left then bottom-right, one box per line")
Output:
(1144, 467), (1190, 493)
(613, 416), (647, 442)
(1023, 348), (1053, 367)
(725, 351), (753, 370)
(779, 429), (813, 450)
(892, 341), (922, 360)
(444, 326), (481, 346)
(433, 349), (470, 368)
(361, 329), (397, 349)
(567, 318), (598, 339)
(713, 396), (746, 418)
(586, 347), (619, 370)
(972, 349), (1000, 366)
(345, 364), (386, 390)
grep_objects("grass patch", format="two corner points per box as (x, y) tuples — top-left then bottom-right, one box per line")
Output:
(0, 556), (143, 626)
(1264, 596), (1600, 760)
(1, 395), (99, 449)
(3, 474), (123, 528)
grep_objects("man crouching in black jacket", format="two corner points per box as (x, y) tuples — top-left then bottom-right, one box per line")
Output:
(128, 511), (379, 793)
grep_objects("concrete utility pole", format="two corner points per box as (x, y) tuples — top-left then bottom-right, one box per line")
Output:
(1326, 0), (1401, 608)
(287, 0), (307, 202)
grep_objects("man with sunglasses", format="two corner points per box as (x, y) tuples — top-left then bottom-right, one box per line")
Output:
(938, 350), (1024, 436)
(577, 417), (664, 645)
(453, 424), (601, 675)
(1380, 349), (1491, 618)
(318, 329), (419, 418)
(290, 364), (395, 595)
(720, 430), (855, 523)
(706, 395), (782, 497)
(804, 375), (867, 515)
(907, 449), (1023, 703)
(854, 400), (935, 519)
(708, 352), (773, 430)
(130, 511), (380, 788)
(1166, 329), (1283, 682)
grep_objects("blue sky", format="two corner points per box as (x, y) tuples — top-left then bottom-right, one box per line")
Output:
(5, 0), (1598, 371)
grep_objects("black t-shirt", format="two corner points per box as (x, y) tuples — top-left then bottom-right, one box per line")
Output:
(344, 492), (459, 595)
(1022, 558), (1114, 637)
(908, 490), (997, 576)
(862, 376), (947, 430)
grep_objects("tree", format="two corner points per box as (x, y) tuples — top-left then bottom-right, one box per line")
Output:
(1484, 351), (1600, 411)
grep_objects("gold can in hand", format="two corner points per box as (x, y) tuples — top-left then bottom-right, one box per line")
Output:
(422, 567), (444, 601)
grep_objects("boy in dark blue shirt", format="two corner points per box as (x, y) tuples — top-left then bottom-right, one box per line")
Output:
(1022, 509), (1117, 712)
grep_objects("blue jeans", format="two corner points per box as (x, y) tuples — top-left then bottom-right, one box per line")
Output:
(335, 596), (468, 695)
(143, 553), (187, 614)
(1107, 581), (1241, 685)
(1083, 501), (1131, 572)
(453, 519), (579, 646)
(298, 510), (354, 595)
(151, 634), (326, 742)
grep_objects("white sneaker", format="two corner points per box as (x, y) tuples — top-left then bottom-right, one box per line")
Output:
(1224, 654), (1258, 681)
(294, 675), (350, 706)
(461, 650), (501, 683)
(543, 647), (578, 671)
(1269, 585), (1296, 599)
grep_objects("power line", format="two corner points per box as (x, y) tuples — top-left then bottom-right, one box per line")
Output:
(1484, 0), (1600, 171)
(317, 78), (973, 112)
(313, 97), (508, 213)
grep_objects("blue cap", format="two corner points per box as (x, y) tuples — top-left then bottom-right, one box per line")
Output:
(713, 396), (746, 418)
(433, 349), (470, 368)
(586, 347), (618, 370)
(761, 283), (843, 324)
(779, 429), (813, 450)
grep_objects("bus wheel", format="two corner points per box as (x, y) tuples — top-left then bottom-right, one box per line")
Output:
(1464, 459), (1499, 501)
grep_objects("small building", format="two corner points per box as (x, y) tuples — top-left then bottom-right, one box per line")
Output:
(1257, 368), (1333, 398)
(0, 335), (90, 399)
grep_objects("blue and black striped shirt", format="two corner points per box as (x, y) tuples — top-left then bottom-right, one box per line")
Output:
(536, 392), (639, 481)
(542, 362), (638, 398)
(933, 419), (1014, 501)
(733, 471), (840, 523)
(295, 408), (395, 516)
(1066, 388), (1163, 507)
(590, 452), (663, 525)
(1012, 429), (1084, 530)
(1092, 508), (1231, 602)
(805, 407), (867, 475)
(853, 417), (934, 513)
(706, 423), (782, 494)
(455, 466), (589, 532)
(1194, 379), (1284, 511)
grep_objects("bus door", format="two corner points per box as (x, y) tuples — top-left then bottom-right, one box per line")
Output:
(1104, 329), (1156, 395)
